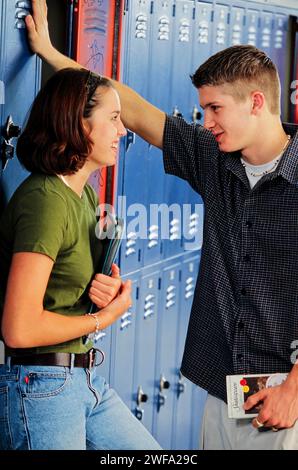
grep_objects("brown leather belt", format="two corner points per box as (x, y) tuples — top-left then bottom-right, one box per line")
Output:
(8, 348), (105, 369)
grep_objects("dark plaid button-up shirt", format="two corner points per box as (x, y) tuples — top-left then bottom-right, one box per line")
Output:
(163, 115), (298, 402)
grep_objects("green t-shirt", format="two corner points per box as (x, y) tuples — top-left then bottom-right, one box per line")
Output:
(0, 173), (103, 354)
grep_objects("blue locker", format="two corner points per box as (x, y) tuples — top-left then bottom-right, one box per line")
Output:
(191, 382), (207, 450)
(258, 10), (274, 57)
(272, 13), (289, 119)
(118, 0), (152, 274)
(190, 1), (213, 124)
(153, 262), (180, 449)
(163, 0), (196, 259)
(171, 0), (195, 121)
(172, 254), (200, 449)
(212, 4), (229, 53)
(244, 9), (260, 46)
(0, 0), (41, 205)
(110, 275), (139, 410)
(133, 269), (160, 433)
(229, 6), (245, 46)
(143, 0), (174, 266)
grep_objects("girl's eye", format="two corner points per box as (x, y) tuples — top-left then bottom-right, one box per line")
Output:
(211, 106), (220, 112)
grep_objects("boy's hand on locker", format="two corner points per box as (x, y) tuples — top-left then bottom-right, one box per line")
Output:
(25, 0), (52, 56)
(89, 264), (122, 309)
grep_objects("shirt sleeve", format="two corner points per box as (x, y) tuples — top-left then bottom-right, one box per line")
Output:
(12, 188), (68, 261)
(162, 115), (219, 197)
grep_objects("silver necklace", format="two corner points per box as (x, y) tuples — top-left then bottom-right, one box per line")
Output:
(241, 134), (291, 177)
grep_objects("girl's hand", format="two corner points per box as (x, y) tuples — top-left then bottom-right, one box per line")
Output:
(89, 264), (122, 308)
(96, 279), (132, 329)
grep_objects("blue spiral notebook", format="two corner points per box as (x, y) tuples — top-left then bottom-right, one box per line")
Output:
(84, 214), (124, 343)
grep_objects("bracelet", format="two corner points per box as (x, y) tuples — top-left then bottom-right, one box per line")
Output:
(87, 313), (100, 335)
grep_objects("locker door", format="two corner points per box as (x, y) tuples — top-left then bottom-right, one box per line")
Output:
(110, 274), (139, 410)
(191, 382), (207, 450)
(258, 11), (274, 58)
(171, 0), (195, 121)
(72, 0), (119, 204)
(245, 9), (260, 46)
(172, 255), (200, 449)
(272, 14), (290, 120)
(212, 4), (229, 53)
(133, 270), (160, 433)
(0, 0), (41, 207)
(118, 0), (152, 274)
(191, 1), (213, 125)
(229, 6), (245, 46)
(143, 0), (174, 266)
(163, 0), (195, 260)
(153, 262), (180, 449)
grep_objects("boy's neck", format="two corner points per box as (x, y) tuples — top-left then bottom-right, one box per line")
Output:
(241, 123), (290, 166)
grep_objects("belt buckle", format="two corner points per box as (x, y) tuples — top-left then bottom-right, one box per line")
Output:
(88, 349), (95, 370)
(88, 348), (105, 369)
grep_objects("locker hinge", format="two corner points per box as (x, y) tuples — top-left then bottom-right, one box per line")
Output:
(172, 4), (175, 18)
(150, 1), (154, 15)
(124, 0), (129, 13)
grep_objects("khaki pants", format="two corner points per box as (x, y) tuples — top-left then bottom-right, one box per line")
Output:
(201, 394), (298, 450)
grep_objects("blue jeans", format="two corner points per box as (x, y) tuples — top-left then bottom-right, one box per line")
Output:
(0, 360), (161, 450)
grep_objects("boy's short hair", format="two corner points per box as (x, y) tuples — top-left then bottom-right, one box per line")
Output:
(191, 45), (280, 115)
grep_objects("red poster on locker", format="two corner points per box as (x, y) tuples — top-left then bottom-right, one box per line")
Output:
(72, 0), (124, 207)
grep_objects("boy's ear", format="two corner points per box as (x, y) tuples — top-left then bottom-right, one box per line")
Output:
(251, 91), (265, 114)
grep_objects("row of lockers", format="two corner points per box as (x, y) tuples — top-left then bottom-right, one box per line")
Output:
(95, 252), (206, 450)
(1, 0), (298, 450)
(116, 0), (298, 275)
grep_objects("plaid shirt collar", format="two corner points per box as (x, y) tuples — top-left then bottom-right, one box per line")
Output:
(223, 122), (298, 188)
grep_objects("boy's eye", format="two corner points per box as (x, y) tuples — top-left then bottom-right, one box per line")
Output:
(211, 105), (219, 111)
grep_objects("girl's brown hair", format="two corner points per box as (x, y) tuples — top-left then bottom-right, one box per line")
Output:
(17, 68), (113, 174)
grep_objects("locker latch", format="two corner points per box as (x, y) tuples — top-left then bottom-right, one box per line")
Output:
(192, 105), (202, 124)
(135, 386), (148, 421)
(157, 374), (170, 412)
(173, 106), (183, 118)
(1, 115), (21, 170)
(177, 372), (186, 397)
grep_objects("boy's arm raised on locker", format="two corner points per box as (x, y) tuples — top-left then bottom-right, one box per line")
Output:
(25, 0), (165, 149)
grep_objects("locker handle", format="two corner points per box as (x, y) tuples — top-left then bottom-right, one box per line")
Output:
(172, 106), (183, 118)
(137, 386), (148, 406)
(157, 392), (167, 412)
(159, 375), (170, 391)
(177, 380), (186, 397)
(125, 130), (135, 152)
